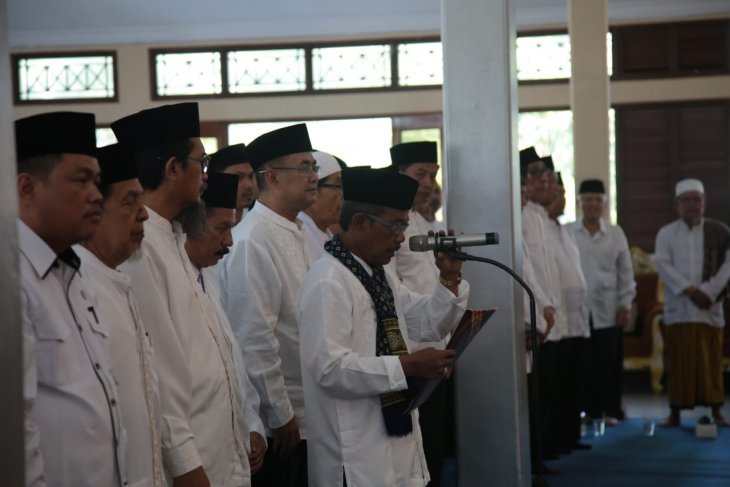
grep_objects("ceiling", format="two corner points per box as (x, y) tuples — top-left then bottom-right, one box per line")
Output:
(6, 0), (730, 48)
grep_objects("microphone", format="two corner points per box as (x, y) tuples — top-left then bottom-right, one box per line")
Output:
(409, 233), (500, 252)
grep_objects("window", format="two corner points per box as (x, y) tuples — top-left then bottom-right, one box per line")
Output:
(155, 52), (222, 96)
(312, 45), (392, 90)
(15, 53), (116, 103)
(228, 49), (306, 94)
(397, 42), (443, 87)
(517, 33), (614, 81)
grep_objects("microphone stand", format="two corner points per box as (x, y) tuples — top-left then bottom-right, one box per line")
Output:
(446, 250), (546, 486)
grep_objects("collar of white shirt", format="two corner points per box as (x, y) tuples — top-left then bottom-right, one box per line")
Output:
(578, 218), (607, 236)
(252, 200), (304, 233)
(17, 219), (71, 279)
(145, 205), (184, 236)
(74, 245), (132, 291)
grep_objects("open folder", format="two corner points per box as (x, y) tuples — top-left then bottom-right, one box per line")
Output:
(405, 308), (496, 414)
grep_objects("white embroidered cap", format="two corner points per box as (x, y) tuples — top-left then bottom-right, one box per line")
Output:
(314, 151), (341, 180)
(675, 178), (705, 197)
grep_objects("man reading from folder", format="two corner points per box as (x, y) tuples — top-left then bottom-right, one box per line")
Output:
(297, 167), (470, 487)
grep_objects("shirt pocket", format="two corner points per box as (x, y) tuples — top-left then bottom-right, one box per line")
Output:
(31, 310), (74, 387)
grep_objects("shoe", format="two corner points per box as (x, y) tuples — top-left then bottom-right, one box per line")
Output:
(571, 442), (592, 450)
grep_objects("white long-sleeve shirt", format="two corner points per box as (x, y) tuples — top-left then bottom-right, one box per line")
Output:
(121, 207), (248, 485)
(569, 219), (636, 330)
(75, 245), (164, 487)
(20, 220), (126, 487)
(547, 221), (590, 338)
(655, 219), (730, 327)
(201, 266), (267, 446)
(523, 201), (563, 341)
(298, 252), (469, 487)
(390, 209), (446, 352)
(220, 201), (310, 437)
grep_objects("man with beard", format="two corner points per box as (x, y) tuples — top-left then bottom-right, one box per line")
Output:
(655, 179), (730, 427)
(299, 151), (343, 263)
(569, 179), (635, 426)
(209, 143), (258, 224)
(75, 143), (164, 486)
(181, 172), (268, 481)
(220, 124), (317, 487)
(297, 167), (468, 487)
(114, 103), (249, 487)
(17, 112), (127, 486)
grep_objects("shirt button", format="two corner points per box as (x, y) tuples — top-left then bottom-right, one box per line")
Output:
(95, 363), (100, 369)
(111, 398), (116, 406)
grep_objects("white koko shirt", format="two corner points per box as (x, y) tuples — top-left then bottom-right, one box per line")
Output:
(569, 219), (636, 330)
(121, 207), (248, 486)
(75, 245), (164, 487)
(655, 219), (730, 327)
(220, 201), (311, 437)
(298, 252), (469, 487)
(390, 209), (445, 352)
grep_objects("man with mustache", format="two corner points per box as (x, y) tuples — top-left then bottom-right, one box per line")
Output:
(220, 124), (317, 487)
(114, 103), (249, 487)
(208, 143), (258, 225)
(75, 143), (164, 487)
(182, 172), (268, 481)
(655, 178), (730, 427)
(298, 167), (468, 487)
(17, 112), (127, 486)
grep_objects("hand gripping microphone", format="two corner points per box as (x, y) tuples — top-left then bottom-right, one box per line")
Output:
(409, 233), (500, 252)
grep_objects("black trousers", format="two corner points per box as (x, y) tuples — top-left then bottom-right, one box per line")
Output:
(552, 337), (588, 447)
(537, 341), (558, 454)
(252, 439), (308, 487)
(418, 376), (455, 487)
(588, 326), (624, 418)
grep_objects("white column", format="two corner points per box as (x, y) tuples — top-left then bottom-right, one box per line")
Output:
(0, 0), (25, 484)
(569, 0), (611, 214)
(441, 0), (530, 485)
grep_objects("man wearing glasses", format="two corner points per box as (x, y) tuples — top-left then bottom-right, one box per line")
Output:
(220, 123), (317, 487)
(298, 167), (469, 487)
(112, 103), (252, 487)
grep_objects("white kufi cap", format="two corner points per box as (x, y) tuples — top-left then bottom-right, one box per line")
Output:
(314, 151), (341, 180)
(675, 178), (705, 197)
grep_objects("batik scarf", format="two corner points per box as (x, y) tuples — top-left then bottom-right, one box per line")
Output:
(324, 235), (417, 437)
(703, 218), (730, 301)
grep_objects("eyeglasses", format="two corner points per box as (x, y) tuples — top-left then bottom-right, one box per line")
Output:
(260, 164), (320, 176)
(188, 155), (211, 174)
(318, 183), (342, 190)
(365, 213), (409, 235)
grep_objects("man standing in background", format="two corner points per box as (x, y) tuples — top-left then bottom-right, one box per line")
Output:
(570, 179), (635, 426)
(655, 178), (730, 427)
